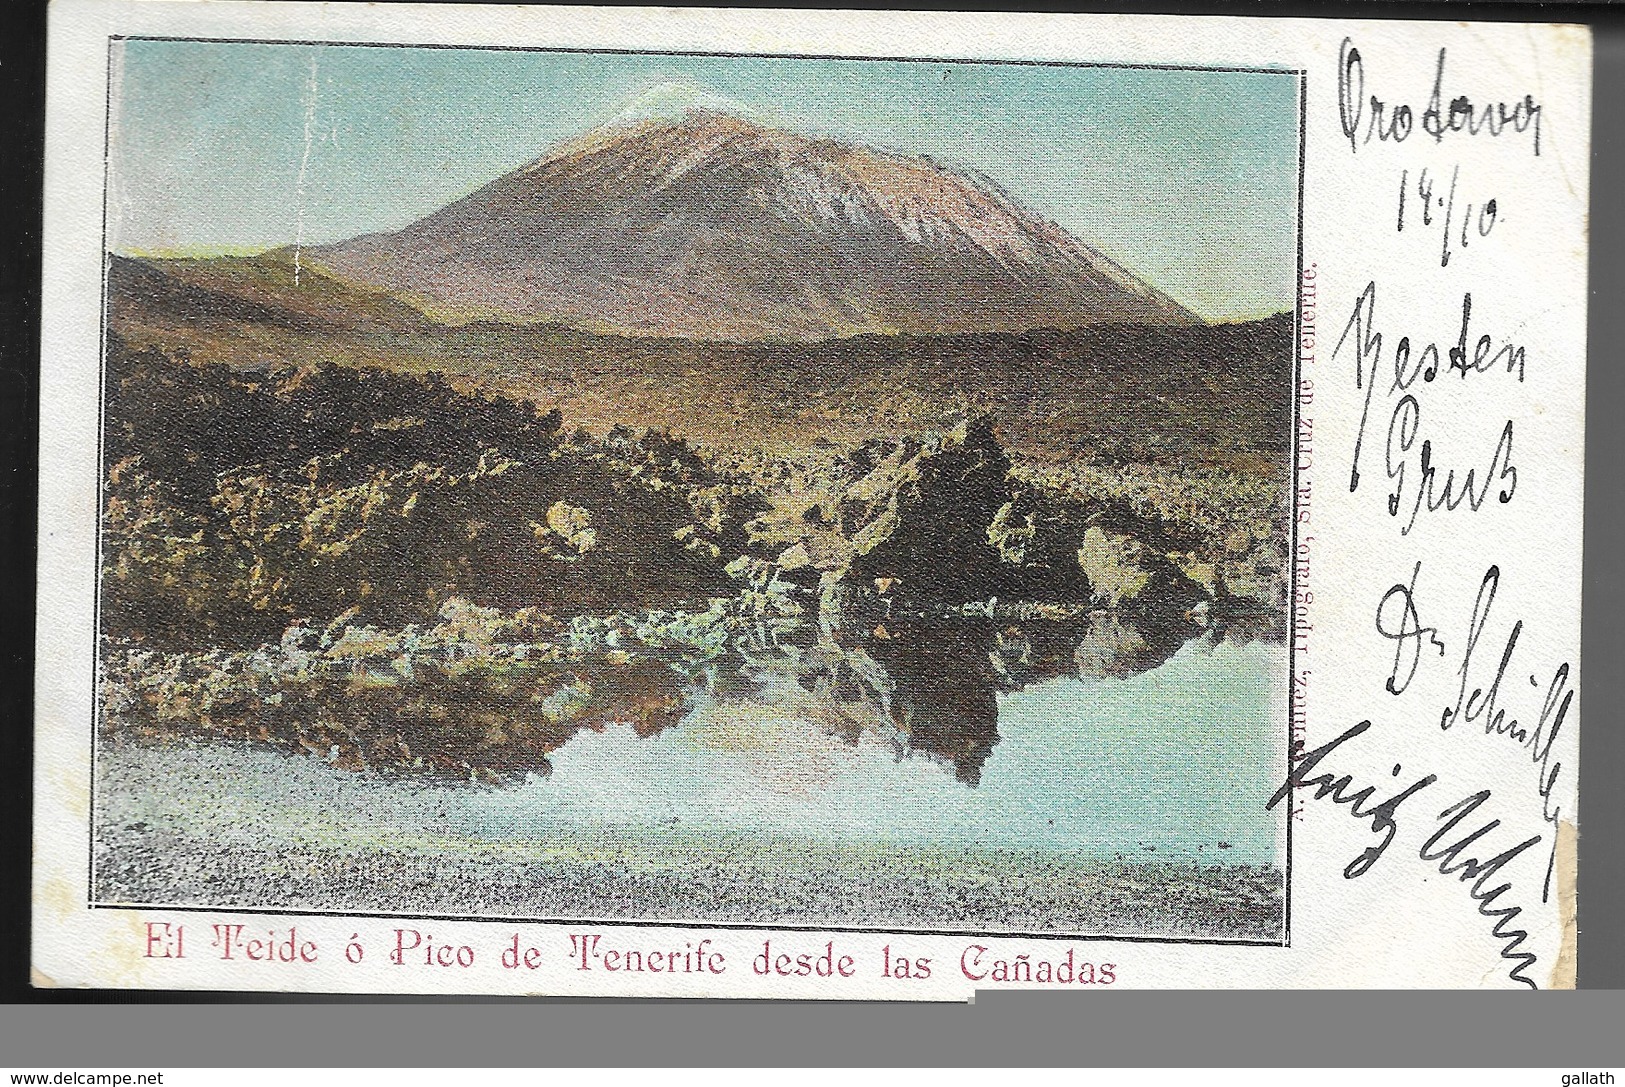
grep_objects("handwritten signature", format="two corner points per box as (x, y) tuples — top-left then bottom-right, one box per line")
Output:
(1378, 563), (1572, 899)
(1268, 721), (1543, 988)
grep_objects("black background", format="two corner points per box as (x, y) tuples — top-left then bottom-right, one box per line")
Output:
(1, 0), (1621, 1066)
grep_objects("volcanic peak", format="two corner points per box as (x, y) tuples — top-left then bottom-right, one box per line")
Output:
(312, 108), (1200, 339)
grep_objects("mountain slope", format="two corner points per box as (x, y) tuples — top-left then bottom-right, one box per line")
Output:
(311, 110), (1200, 341)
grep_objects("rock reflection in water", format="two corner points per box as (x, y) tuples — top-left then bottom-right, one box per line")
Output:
(699, 608), (1223, 787)
(103, 650), (694, 785)
(138, 608), (1263, 789)
(870, 622), (1001, 784)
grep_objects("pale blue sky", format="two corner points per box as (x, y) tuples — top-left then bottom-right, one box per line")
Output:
(110, 40), (1299, 321)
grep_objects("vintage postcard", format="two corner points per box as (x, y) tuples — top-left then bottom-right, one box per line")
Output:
(35, 3), (1589, 996)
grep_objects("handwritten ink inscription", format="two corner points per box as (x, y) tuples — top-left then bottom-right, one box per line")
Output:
(1293, 33), (1574, 988)
(1338, 281), (1522, 535)
(1337, 37), (1543, 157)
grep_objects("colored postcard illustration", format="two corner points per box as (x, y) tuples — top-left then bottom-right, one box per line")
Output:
(36, 4), (1589, 995)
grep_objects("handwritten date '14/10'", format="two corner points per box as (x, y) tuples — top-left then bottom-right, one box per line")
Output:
(1397, 165), (1498, 268)
(1337, 281), (1522, 534)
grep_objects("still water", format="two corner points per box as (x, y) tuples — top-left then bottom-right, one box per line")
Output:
(97, 617), (1288, 934)
(462, 628), (1288, 868)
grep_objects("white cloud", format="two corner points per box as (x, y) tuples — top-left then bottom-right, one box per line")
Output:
(608, 79), (764, 124)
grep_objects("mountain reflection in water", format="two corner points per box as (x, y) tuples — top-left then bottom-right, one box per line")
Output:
(518, 610), (1285, 865)
(95, 610), (1287, 922)
(640, 608), (1265, 788)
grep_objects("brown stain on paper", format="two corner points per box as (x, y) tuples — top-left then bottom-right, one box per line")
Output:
(103, 912), (162, 987)
(1549, 819), (1578, 989)
(36, 874), (77, 923)
(53, 768), (92, 825)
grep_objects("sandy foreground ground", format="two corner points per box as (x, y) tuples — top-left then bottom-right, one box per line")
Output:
(92, 741), (1284, 941)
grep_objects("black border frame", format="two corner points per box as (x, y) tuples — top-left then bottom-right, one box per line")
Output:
(83, 33), (1308, 956)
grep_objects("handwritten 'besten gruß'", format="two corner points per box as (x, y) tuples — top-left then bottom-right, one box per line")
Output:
(1337, 280), (1522, 535)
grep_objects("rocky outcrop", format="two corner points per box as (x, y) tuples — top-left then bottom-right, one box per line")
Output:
(843, 416), (1015, 603)
(1071, 612), (1190, 679)
(805, 415), (1206, 617)
(1073, 525), (1204, 614)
